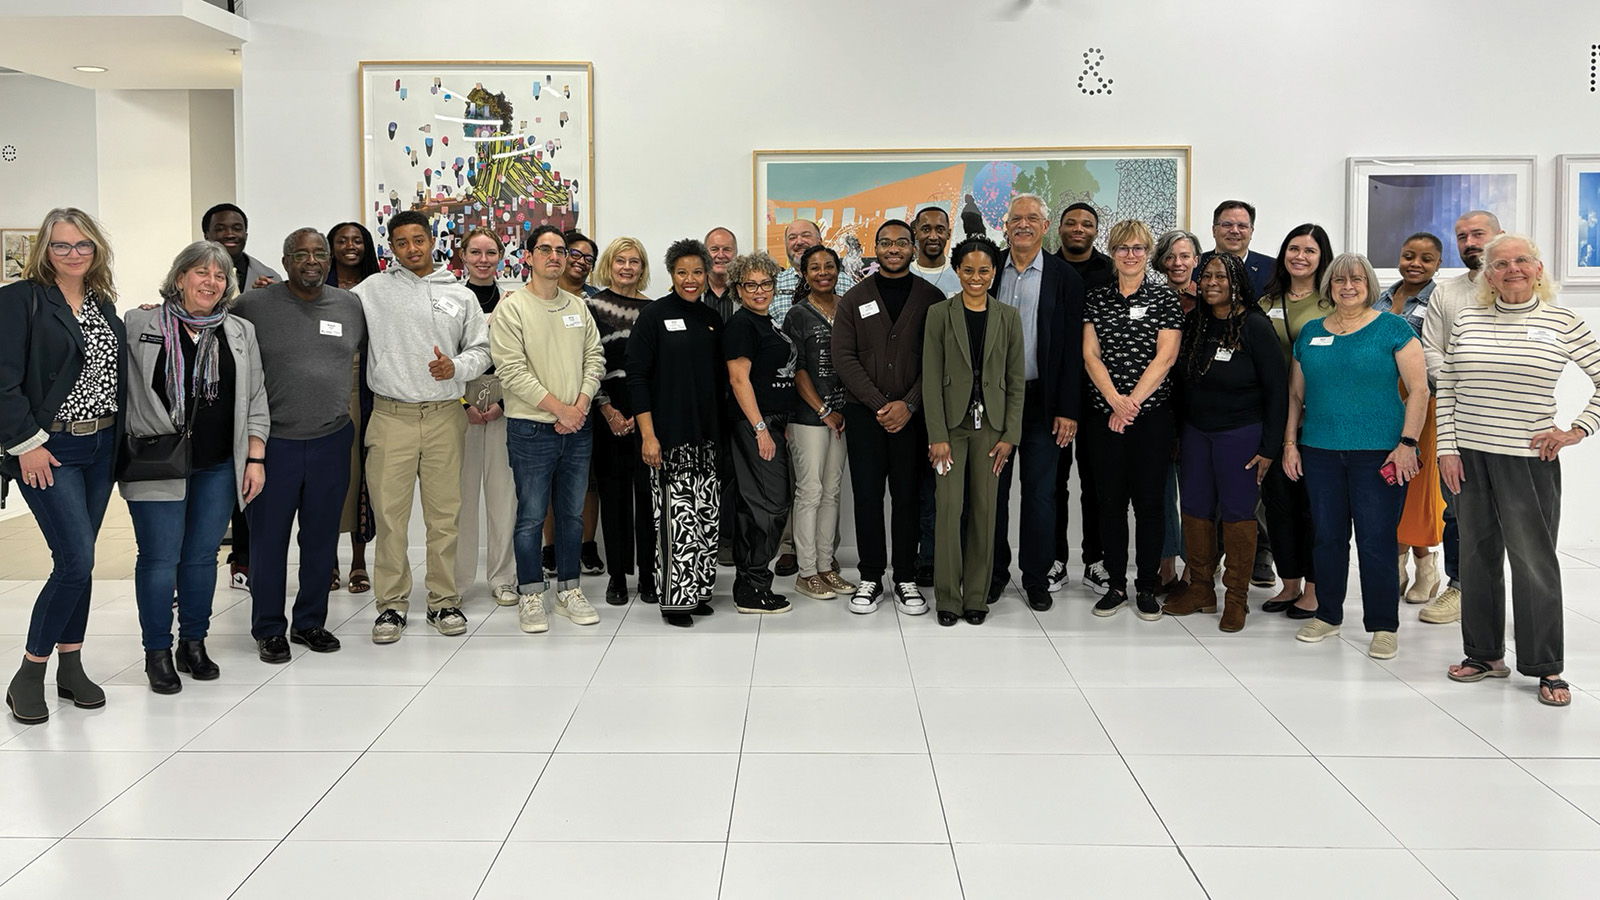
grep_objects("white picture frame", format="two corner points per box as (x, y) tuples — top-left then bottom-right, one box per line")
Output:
(1555, 154), (1600, 288)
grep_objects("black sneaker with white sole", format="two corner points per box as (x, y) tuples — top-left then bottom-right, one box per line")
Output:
(849, 580), (883, 614)
(1046, 560), (1069, 593)
(581, 541), (605, 576)
(735, 590), (793, 615)
(1082, 561), (1110, 591)
(1092, 588), (1128, 617)
(893, 582), (929, 615)
(1135, 590), (1163, 621)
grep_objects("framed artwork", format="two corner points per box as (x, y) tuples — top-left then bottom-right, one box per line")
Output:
(752, 146), (1190, 277)
(1345, 155), (1536, 281)
(1, 228), (36, 284)
(1556, 154), (1600, 287)
(358, 60), (593, 283)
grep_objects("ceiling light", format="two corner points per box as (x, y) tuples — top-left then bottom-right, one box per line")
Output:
(73, 66), (107, 73)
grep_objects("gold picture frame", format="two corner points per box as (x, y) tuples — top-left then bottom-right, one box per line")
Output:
(1, 228), (37, 284)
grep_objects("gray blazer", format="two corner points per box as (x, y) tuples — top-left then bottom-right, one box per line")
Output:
(118, 307), (271, 504)
(242, 254), (282, 290)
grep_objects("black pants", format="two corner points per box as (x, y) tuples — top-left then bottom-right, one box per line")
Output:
(1261, 449), (1316, 581)
(1458, 449), (1565, 676)
(1057, 389), (1104, 567)
(227, 505), (251, 567)
(594, 424), (655, 581)
(1083, 405), (1175, 593)
(729, 416), (791, 595)
(843, 403), (925, 585)
(993, 383), (1061, 591)
(248, 422), (353, 639)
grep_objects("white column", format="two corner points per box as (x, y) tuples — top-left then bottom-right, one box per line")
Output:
(95, 89), (193, 304)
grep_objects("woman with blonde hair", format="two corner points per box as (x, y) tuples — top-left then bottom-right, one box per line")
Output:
(1, 209), (126, 722)
(1440, 234), (1600, 706)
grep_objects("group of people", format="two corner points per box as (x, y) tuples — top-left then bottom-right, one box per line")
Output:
(3, 192), (1597, 725)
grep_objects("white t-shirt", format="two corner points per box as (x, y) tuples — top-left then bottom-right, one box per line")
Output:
(911, 261), (960, 297)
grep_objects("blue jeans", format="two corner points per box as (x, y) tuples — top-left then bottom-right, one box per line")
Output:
(127, 461), (236, 651)
(1301, 446), (1407, 633)
(507, 418), (592, 593)
(18, 430), (117, 656)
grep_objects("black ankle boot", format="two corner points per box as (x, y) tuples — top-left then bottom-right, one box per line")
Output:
(6, 658), (48, 724)
(55, 649), (106, 709)
(174, 640), (220, 680)
(145, 650), (182, 695)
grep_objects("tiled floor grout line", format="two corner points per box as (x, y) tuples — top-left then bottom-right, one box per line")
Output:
(712, 599), (764, 900)
(903, 568), (968, 900)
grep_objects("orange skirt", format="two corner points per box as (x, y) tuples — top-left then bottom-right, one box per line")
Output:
(1397, 391), (1444, 547)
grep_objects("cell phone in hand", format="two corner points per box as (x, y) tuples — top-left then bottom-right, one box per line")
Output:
(1380, 461), (1398, 485)
(935, 459), (952, 476)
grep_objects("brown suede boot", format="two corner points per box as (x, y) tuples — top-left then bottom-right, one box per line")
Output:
(1163, 515), (1218, 615)
(1219, 520), (1256, 632)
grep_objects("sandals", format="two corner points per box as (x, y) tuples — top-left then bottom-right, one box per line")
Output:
(331, 572), (342, 591)
(348, 569), (371, 594)
(1447, 658), (1512, 683)
(1539, 676), (1573, 707)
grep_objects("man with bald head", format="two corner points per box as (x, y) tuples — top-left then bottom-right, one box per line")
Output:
(704, 227), (739, 322)
(1417, 209), (1503, 627)
(772, 219), (857, 327)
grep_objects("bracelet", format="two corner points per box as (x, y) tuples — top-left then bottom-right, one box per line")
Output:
(1282, 441), (1297, 447)
(246, 457), (267, 465)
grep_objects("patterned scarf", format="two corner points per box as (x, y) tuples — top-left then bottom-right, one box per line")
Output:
(159, 299), (227, 429)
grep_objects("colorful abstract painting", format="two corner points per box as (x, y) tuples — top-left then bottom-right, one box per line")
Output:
(359, 61), (592, 282)
(754, 147), (1190, 270)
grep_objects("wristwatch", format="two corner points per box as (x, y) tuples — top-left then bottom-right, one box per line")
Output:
(753, 420), (768, 433)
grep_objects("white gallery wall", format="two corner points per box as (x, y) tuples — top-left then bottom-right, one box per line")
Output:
(0, 73), (98, 225)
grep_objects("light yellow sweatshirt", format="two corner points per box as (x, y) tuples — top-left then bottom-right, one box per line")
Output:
(489, 285), (604, 423)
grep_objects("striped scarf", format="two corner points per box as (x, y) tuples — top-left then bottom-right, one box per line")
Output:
(159, 299), (227, 429)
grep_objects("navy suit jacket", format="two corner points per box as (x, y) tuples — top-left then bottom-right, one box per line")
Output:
(1242, 250), (1275, 298)
(990, 249), (1086, 421)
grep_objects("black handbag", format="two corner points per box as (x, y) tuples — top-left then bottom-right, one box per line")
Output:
(119, 427), (192, 482)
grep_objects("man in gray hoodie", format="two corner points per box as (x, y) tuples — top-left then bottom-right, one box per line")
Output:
(355, 209), (491, 643)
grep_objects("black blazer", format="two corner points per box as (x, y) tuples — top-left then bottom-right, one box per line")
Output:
(989, 249), (1086, 420)
(0, 280), (129, 478)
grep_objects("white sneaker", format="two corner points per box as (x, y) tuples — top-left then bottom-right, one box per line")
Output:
(1081, 561), (1110, 591)
(1419, 586), (1461, 624)
(493, 585), (519, 607)
(849, 580), (883, 614)
(518, 592), (549, 633)
(1368, 631), (1398, 660)
(1046, 560), (1070, 593)
(555, 587), (600, 625)
(894, 582), (929, 616)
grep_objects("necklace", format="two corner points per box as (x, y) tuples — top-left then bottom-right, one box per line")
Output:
(1324, 311), (1371, 335)
(1287, 287), (1314, 300)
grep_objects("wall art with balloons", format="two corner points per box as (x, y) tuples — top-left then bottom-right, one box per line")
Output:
(358, 60), (593, 283)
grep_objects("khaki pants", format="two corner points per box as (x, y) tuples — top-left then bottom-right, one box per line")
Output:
(788, 422), (848, 577)
(366, 397), (467, 613)
(457, 415), (517, 595)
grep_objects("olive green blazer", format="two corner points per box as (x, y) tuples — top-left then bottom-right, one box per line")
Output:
(922, 296), (1025, 445)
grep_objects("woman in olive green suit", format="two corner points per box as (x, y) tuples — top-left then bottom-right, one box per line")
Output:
(924, 236), (1026, 625)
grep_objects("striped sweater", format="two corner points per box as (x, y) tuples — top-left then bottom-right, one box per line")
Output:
(1436, 297), (1600, 456)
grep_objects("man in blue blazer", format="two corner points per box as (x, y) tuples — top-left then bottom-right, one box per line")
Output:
(1211, 199), (1275, 298)
(988, 194), (1086, 611)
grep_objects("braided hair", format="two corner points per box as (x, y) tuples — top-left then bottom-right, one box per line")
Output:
(795, 243), (842, 306)
(1182, 251), (1259, 381)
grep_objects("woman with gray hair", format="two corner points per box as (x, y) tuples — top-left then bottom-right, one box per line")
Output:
(122, 240), (269, 693)
(1281, 252), (1427, 660)
(1440, 234), (1600, 706)
(723, 251), (795, 614)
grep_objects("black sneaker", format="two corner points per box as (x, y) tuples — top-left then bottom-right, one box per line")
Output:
(915, 562), (935, 588)
(1081, 561), (1110, 591)
(582, 541), (605, 576)
(542, 546), (556, 576)
(1045, 560), (1070, 593)
(1026, 585), (1053, 612)
(736, 590), (792, 615)
(1135, 590), (1163, 621)
(1092, 588), (1128, 617)
(604, 577), (628, 606)
(848, 580), (883, 615)
(1252, 560), (1276, 588)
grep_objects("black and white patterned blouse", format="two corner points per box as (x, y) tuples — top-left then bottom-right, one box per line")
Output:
(54, 291), (120, 422)
(1085, 279), (1184, 414)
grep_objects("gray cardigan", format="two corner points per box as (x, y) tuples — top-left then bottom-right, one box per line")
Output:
(118, 307), (271, 504)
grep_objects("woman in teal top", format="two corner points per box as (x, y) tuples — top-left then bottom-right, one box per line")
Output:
(1281, 253), (1429, 661)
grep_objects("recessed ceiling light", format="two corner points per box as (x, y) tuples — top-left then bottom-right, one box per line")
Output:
(73, 66), (107, 73)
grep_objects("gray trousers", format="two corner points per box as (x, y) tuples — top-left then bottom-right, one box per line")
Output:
(1457, 449), (1564, 677)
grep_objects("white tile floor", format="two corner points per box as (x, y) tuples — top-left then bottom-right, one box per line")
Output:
(3, 557), (1600, 898)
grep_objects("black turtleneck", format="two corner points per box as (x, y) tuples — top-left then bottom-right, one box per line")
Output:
(875, 272), (913, 322)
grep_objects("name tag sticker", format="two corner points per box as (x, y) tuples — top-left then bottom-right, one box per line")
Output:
(1129, 306), (1148, 320)
(562, 314), (583, 329)
(1309, 335), (1335, 346)
(1529, 327), (1560, 344)
(1214, 348), (1234, 362)
(433, 297), (460, 317)
(139, 333), (163, 344)
(319, 320), (343, 337)
(1268, 308), (1286, 319)
(664, 318), (687, 332)
(860, 301), (881, 318)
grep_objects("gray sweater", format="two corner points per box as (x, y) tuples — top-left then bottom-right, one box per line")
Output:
(353, 266), (491, 402)
(233, 282), (366, 440)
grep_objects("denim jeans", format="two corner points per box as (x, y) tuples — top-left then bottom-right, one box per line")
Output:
(1300, 446), (1407, 633)
(127, 461), (237, 651)
(507, 417), (592, 593)
(18, 430), (117, 657)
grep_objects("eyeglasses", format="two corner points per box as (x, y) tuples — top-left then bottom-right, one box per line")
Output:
(875, 238), (913, 249)
(1215, 222), (1252, 232)
(1113, 244), (1148, 257)
(739, 280), (776, 294)
(1488, 255), (1538, 273)
(47, 241), (96, 257)
(566, 249), (596, 264)
(290, 250), (330, 263)
(531, 244), (565, 256)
